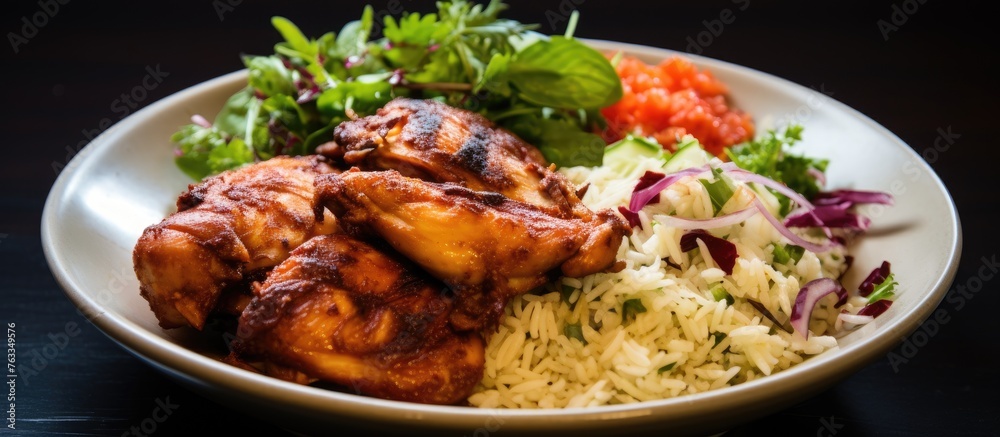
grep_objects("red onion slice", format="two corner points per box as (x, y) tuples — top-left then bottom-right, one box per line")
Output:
(791, 278), (848, 338)
(719, 163), (816, 210)
(634, 171), (667, 205)
(807, 167), (827, 188)
(837, 313), (875, 325)
(628, 166), (709, 212)
(654, 207), (758, 230)
(191, 114), (212, 129)
(752, 198), (832, 253)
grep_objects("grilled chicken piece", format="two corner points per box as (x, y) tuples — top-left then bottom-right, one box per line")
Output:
(133, 156), (337, 329)
(323, 97), (583, 214)
(314, 169), (629, 331)
(232, 234), (485, 405)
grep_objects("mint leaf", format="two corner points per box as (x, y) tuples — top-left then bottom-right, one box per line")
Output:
(508, 36), (623, 109)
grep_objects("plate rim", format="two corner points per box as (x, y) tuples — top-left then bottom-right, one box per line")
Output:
(41, 38), (963, 432)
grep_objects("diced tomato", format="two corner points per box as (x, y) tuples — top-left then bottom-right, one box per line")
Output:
(601, 56), (754, 156)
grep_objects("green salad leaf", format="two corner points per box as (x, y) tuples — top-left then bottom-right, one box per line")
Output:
(506, 36), (623, 109)
(725, 125), (828, 215)
(172, 1), (623, 179)
(867, 273), (897, 303)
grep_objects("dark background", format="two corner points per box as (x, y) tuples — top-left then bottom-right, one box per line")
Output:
(2, 0), (997, 435)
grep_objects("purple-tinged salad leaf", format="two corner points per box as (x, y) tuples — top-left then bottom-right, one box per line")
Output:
(790, 278), (848, 338)
(680, 230), (738, 275)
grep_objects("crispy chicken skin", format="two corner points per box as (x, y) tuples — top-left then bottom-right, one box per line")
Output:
(133, 156), (337, 329)
(323, 97), (572, 211)
(232, 234), (485, 405)
(314, 169), (630, 331)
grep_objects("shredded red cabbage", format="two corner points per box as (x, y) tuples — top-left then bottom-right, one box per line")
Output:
(617, 206), (642, 228)
(790, 278), (848, 338)
(858, 299), (893, 317)
(622, 163), (891, 254)
(784, 203), (872, 231)
(813, 189), (894, 207)
(859, 261), (891, 297)
(752, 198), (832, 253)
(680, 230), (738, 275)
(784, 189), (893, 231)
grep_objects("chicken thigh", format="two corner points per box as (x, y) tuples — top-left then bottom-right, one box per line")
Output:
(314, 169), (629, 331)
(231, 233), (485, 405)
(133, 156), (337, 329)
(322, 97), (584, 216)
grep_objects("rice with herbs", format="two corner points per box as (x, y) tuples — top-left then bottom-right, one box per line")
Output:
(467, 155), (851, 408)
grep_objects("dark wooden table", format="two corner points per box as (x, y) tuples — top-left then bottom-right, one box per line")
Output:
(3, 0), (997, 435)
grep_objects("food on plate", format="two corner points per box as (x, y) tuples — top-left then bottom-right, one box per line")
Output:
(171, 0), (623, 180)
(470, 129), (894, 407)
(313, 168), (629, 331)
(600, 56), (755, 156)
(133, 155), (337, 329)
(321, 98), (559, 209)
(230, 234), (485, 405)
(134, 0), (900, 408)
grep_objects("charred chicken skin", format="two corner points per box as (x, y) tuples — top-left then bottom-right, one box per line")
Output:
(134, 98), (630, 405)
(133, 156), (337, 329)
(314, 169), (630, 331)
(232, 234), (485, 405)
(322, 97), (585, 215)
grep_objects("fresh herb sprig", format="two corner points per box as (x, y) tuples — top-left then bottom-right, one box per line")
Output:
(725, 125), (828, 215)
(173, 0), (622, 180)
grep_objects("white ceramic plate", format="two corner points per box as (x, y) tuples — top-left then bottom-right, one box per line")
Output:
(42, 40), (961, 436)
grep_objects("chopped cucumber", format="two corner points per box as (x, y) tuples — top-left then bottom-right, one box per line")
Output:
(662, 136), (713, 173)
(603, 135), (667, 175)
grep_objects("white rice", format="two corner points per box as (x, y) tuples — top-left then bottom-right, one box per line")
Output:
(467, 155), (852, 408)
